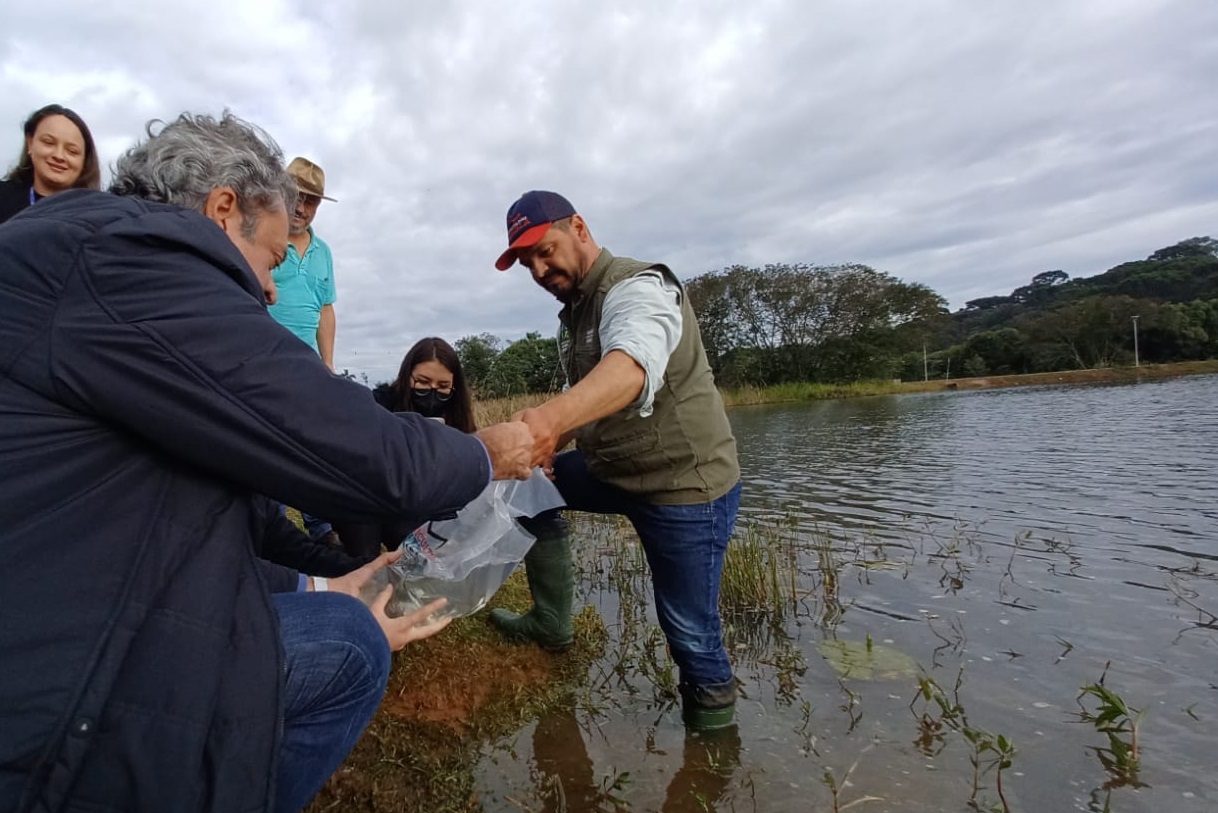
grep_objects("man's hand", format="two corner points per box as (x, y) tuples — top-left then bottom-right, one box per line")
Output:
(320, 549), (453, 651)
(508, 350), (645, 469)
(370, 592), (452, 651)
(475, 421), (534, 480)
(512, 405), (565, 469)
(324, 548), (398, 597)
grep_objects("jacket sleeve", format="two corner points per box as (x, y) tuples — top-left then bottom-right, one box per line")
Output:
(256, 558), (303, 594)
(48, 209), (491, 525)
(260, 507), (373, 577)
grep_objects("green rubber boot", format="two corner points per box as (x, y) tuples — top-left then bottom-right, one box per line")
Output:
(680, 680), (737, 731)
(489, 511), (574, 651)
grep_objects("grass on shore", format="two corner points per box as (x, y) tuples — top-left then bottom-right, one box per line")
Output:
(306, 573), (607, 813)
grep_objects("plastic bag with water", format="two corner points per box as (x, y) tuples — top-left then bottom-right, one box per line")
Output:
(359, 469), (565, 620)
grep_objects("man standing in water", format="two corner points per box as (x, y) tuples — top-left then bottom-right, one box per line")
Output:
(489, 190), (742, 730)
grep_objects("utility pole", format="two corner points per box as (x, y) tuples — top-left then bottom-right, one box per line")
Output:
(923, 342), (929, 381)
(1132, 315), (1140, 367)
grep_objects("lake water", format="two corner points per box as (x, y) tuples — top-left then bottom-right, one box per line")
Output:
(474, 374), (1218, 812)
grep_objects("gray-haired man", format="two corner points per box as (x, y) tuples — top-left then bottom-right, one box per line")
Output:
(0, 112), (533, 812)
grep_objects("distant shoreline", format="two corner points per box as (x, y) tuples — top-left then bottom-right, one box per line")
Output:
(473, 361), (1218, 422)
(720, 359), (1218, 407)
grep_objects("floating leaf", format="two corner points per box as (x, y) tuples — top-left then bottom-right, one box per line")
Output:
(818, 639), (919, 680)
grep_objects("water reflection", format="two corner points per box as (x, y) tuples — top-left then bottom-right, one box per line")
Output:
(526, 706), (741, 813)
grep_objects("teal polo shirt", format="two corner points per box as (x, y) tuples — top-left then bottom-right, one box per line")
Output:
(268, 228), (336, 352)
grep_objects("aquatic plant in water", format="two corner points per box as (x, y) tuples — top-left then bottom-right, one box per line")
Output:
(1076, 663), (1145, 791)
(817, 637), (919, 681)
(909, 671), (1016, 813)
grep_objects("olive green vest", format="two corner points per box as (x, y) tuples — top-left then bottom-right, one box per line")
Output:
(559, 249), (739, 504)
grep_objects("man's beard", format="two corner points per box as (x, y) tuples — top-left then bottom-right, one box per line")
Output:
(542, 270), (575, 303)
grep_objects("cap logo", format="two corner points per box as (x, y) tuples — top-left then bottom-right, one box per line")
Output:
(507, 212), (534, 242)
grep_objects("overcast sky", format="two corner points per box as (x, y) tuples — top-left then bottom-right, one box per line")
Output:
(3, 0), (1216, 383)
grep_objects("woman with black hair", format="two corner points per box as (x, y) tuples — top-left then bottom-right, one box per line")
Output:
(333, 337), (479, 557)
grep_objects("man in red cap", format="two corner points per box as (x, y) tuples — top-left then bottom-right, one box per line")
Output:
(491, 191), (743, 730)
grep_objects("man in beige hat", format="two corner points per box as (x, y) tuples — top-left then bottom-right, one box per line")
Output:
(269, 156), (339, 369)
(270, 157), (342, 547)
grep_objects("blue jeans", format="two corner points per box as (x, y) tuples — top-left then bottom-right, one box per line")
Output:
(552, 450), (741, 690)
(273, 591), (390, 813)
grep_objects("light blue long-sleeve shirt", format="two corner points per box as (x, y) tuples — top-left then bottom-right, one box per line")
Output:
(594, 270), (683, 418)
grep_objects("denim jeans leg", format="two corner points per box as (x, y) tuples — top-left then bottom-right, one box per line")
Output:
(273, 592), (390, 813)
(629, 482), (742, 689)
(551, 450), (742, 688)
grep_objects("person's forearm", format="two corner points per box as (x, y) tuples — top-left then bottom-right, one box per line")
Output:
(537, 350), (644, 436)
(317, 305), (336, 371)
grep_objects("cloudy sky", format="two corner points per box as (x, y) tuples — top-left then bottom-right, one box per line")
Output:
(2, 0), (1216, 383)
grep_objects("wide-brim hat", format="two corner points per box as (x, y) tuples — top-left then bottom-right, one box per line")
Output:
(494, 190), (576, 270)
(287, 156), (336, 202)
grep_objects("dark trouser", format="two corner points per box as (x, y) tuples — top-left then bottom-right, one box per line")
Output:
(331, 520), (413, 559)
(300, 512), (333, 541)
(552, 450), (741, 691)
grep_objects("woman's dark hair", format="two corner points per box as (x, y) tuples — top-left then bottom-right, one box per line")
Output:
(5, 104), (102, 191)
(389, 337), (477, 433)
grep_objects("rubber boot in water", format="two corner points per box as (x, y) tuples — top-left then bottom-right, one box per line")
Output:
(489, 511), (574, 651)
(680, 679), (737, 731)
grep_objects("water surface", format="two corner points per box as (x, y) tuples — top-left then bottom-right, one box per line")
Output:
(476, 374), (1218, 812)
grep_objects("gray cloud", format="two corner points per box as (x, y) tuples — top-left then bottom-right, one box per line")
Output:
(3, 0), (1216, 383)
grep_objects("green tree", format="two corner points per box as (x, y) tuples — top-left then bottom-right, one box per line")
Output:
(456, 333), (501, 397)
(485, 332), (561, 397)
(1148, 236), (1218, 262)
(963, 328), (1032, 375)
(962, 354), (988, 377)
(1022, 296), (1143, 369)
(687, 262), (947, 384)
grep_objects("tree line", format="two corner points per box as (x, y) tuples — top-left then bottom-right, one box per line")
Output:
(437, 237), (1218, 397)
(939, 236), (1218, 377)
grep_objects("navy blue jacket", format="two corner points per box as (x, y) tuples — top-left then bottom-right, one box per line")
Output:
(0, 191), (490, 812)
(251, 497), (374, 591)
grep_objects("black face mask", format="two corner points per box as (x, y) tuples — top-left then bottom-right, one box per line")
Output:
(410, 387), (452, 419)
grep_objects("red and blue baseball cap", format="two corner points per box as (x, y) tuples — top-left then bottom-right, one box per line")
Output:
(494, 190), (577, 270)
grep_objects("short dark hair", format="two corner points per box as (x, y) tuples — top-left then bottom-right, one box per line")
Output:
(5, 104), (102, 191)
(389, 337), (477, 433)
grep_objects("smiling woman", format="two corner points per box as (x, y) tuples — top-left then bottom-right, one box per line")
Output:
(0, 103), (101, 225)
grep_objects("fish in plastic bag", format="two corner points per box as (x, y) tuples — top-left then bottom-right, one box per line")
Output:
(359, 468), (565, 620)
